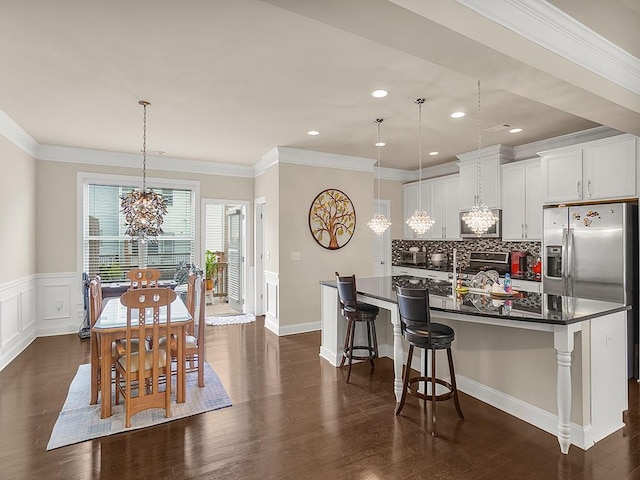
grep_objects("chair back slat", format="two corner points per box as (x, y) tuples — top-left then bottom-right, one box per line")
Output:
(127, 268), (162, 289)
(396, 287), (431, 331)
(88, 276), (103, 327)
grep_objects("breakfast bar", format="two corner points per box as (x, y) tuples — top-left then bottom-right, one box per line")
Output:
(320, 275), (630, 454)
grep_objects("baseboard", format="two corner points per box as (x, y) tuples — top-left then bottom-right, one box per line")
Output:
(266, 319), (320, 336)
(456, 374), (590, 450)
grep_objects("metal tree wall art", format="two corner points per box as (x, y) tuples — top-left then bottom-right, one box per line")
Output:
(308, 188), (356, 250)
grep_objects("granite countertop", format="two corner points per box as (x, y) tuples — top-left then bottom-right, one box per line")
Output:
(392, 263), (542, 282)
(320, 275), (628, 325)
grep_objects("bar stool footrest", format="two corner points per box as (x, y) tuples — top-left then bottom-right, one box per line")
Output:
(407, 376), (455, 402)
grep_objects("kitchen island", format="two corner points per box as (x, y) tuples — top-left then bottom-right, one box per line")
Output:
(320, 276), (630, 454)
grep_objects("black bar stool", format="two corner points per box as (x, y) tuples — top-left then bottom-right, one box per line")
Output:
(396, 286), (464, 436)
(335, 272), (380, 383)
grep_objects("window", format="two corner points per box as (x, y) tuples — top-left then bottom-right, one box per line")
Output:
(83, 180), (196, 282)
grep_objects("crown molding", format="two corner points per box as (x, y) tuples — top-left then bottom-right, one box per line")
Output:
(0, 109), (38, 157)
(514, 126), (622, 160)
(275, 146), (376, 172)
(455, 0), (640, 96)
(456, 144), (514, 163)
(253, 147), (280, 176)
(36, 144), (255, 177)
(378, 166), (415, 182)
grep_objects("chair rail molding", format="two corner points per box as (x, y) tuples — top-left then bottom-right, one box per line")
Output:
(0, 274), (37, 372)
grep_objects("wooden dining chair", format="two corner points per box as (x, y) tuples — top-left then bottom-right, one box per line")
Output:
(160, 274), (206, 387)
(127, 268), (162, 289)
(89, 276), (104, 404)
(115, 287), (177, 428)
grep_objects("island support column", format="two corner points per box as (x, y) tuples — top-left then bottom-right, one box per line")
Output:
(554, 323), (580, 454)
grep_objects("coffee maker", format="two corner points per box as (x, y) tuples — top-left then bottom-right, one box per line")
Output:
(511, 251), (529, 275)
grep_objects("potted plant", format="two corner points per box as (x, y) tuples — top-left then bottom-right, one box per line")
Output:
(205, 250), (217, 291)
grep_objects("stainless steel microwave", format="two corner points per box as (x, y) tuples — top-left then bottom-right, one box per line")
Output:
(459, 209), (502, 238)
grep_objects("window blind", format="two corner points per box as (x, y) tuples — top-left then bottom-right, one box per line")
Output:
(83, 183), (195, 282)
(205, 204), (225, 252)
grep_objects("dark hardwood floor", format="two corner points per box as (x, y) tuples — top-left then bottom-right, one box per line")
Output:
(1, 317), (640, 479)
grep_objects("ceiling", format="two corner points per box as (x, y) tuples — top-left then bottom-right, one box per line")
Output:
(0, 0), (638, 171)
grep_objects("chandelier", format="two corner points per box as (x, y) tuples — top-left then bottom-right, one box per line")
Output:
(120, 101), (167, 244)
(406, 98), (434, 236)
(462, 81), (499, 236)
(367, 118), (391, 236)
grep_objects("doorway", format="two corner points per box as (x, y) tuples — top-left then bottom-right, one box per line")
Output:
(372, 199), (391, 277)
(202, 199), (248, 316)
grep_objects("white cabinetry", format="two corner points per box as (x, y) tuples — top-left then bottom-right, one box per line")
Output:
(427, 174), (460, 240)
(541, 134), (637, 203)
(511, 278), (541, 294)
(402, 181), (429, 239)
(457, 145), (513, 210)
(501, 159), (543, 241)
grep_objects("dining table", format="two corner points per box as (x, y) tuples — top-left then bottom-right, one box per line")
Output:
(91, 294), (193, 419)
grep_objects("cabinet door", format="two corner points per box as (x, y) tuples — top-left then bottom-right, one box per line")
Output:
(583, 137), (636, 200)
(444, 176), (460, 240)
(524, 160), (543, 240)
(480, 157), (500, 208)
(402, 183), (418, 239)
(500, 163), (526, 241)
(542, 150), (583, 203)
(458, 163), (478, 210)
(428, 179), (445, 239)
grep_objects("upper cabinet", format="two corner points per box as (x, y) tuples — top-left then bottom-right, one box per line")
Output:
(402, 181), (429, 239)
(457, 145), (514, 210)
(540, 134), (637, 203)
(426, 174), (460, 240)
(501, 159), (543, 241)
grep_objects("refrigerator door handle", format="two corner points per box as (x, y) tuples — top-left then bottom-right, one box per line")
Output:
(561, 226), (569, 294)
(567, 226), (575, 296)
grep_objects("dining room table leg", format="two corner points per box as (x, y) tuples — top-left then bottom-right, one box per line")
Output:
(100, 332), (113, 419)
(90, 329), (100, 405)
(176, 325), (186, 403)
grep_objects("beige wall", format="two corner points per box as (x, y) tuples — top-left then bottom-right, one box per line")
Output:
(0, 136), (36, 284)
(36, 160), (254, 274)
(278, 163), (374, 327)
(254, 164), (279, 273)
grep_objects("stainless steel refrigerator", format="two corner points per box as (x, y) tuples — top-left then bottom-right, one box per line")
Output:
(543, 201), (638, 376)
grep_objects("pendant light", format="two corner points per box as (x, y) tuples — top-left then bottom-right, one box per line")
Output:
(367, 118), (392, 236)
(406, 98), (434, 236)
(120, 101), (168, 244)
(462, 81), (499, 236)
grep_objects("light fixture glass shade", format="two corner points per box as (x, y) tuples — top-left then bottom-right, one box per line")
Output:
(368, 212), (391, 236)
(368, 118), (391, 236)
(120, 101), (167, 243)
(461, 202), (498, 236)
(121, 189), (168, 243)
(406, 209), (435, 236)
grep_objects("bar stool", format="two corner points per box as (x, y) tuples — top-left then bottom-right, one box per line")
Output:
(335, 272), (380, 383)
(395, 286), (464, 436)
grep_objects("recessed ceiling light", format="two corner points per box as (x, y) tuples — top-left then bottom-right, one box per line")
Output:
(450, 111), (465, 118)
(375, 142), (386, 147)
(509, 128), (523, 133)
(371, 89), (388, 98)
(428, 151), (439, 156)
(307, 130), (320, 136)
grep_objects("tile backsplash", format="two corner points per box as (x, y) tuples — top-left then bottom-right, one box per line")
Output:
(392, 238), (541, 270)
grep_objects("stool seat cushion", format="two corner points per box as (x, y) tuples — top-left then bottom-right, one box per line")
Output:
(404, 322), (454, 349)
(343, 302), (380, 315)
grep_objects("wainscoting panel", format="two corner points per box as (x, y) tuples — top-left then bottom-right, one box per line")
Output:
(0, 275), (37, 372)
(264, 271), (279, 335)
(37, 273), (84, 337)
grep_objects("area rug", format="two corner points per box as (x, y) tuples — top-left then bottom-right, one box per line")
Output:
(205, 313), (256, 326)
(47, 363), (232, 450)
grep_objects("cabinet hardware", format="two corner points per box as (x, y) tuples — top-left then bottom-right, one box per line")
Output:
(587, 179), (592, 198)
(577, 180), (581, 198)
